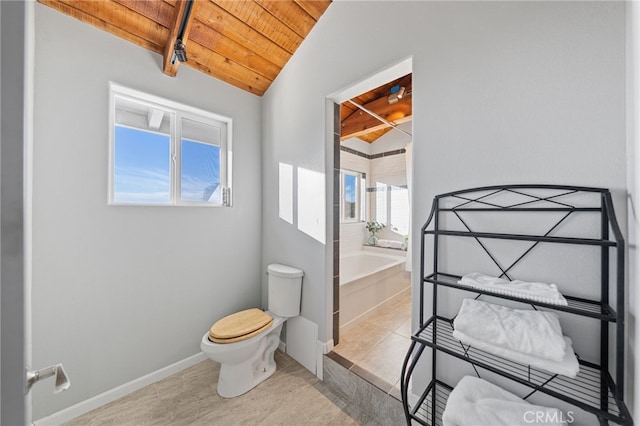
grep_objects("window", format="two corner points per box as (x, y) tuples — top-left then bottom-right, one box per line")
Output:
(375, 182), (387, 225)
(340, 169), (364, 222)
(374, 182), (409, 235)
(109, 83), (232, 206)
(389, 184), (409, 235)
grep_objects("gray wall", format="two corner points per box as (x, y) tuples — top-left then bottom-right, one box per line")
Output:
(31, 4), (262, 419)
(29, 0), (634, 420)
(262, 0), (629, 409)
(1, 1), (27, 424)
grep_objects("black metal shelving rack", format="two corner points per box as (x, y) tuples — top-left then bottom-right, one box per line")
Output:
(400, 185), (634, 426)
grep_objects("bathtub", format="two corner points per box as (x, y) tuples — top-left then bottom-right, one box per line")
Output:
(339, 250), (410, 329)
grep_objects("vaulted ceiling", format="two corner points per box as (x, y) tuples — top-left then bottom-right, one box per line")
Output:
(39, 0), (332, 96)
(340, 74), (412, 143)
(39, 0), (410, 143)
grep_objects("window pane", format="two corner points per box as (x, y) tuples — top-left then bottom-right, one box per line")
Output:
(375, 182), (387, 224)
(390, 185), (409, 235)
(110, 86), (231, 207)
(343, 174), (357, 220)
(113, 126), (170, 204)
(181, 139), (221, 203)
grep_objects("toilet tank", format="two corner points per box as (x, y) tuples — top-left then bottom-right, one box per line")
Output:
(267, 264), (304, 318)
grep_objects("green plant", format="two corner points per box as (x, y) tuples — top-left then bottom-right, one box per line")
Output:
(365, 220), (385, 236)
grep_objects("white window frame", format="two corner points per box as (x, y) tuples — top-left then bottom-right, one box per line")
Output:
(375, 183), (409, 234)
(340, 169), (363, 223)
(108, 83), (233, 207)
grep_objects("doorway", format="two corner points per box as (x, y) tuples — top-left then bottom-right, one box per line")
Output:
(328, 58), (413, 394)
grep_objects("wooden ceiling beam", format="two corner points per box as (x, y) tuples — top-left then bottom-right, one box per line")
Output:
(340, 93), (412, 141)
(163, 0), (198, 77)
(163, 0), (188, 76)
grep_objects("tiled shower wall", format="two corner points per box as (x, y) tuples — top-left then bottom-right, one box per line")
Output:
(333, 103), (341, 345)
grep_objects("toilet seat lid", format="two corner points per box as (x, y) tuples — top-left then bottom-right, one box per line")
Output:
(209, 308), (273, 342)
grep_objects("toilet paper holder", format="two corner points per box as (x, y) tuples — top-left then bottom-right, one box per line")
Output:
(26, 364), (70, 394)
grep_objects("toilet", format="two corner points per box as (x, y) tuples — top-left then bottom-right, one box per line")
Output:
(200, 263), (304, 398)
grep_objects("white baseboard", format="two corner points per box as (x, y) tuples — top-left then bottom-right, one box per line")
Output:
(33, 352), (207, 426)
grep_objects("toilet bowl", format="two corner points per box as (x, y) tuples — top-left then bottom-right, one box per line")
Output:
(200, 264), (303, 398)
(201, 312), (285, 398)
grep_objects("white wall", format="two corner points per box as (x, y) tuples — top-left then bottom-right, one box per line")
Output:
(31, 4), (262, 419)
(369, 122), (412, 156)
(262, 0), (629, 410)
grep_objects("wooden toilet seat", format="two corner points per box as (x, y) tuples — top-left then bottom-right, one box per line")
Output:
(208, 308), (273, 343)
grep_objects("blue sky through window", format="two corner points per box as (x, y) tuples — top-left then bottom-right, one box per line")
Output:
(343, 173), (357, 220)
(113, 126), (222, 204)
(181, 139), (220, 203)
(114, 126), (170, 203)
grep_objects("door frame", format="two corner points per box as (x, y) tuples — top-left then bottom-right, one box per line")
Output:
(1, 0), (34, 423)
(325, 57), (413, 347)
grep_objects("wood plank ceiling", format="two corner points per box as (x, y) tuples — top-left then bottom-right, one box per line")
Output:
(39, 0), (408, 143)
(341, 73), (412, 143)
(38, 0), (332, 96)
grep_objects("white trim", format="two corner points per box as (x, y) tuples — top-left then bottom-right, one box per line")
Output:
(108, 82), (232, 207)
(24, 0), (36, 422)
(326, 56), (413, 104)
(315, 339), (334, 380)
(109, 83), (232, 124)
(319, 339), (334, 355)
(340, 169), (363, 223)
(33, 353), (207, 426)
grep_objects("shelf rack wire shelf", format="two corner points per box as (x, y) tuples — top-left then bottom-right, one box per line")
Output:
(400, 184), (633, 426)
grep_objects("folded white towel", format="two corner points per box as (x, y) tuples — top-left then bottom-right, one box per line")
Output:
(454, 299), (566, 362)
(453, 331), (580, 378)
(376, 239), (391, 248)
(388, 240), (404, 249)
(376, 239), (404, 249)
(442, 376), (568, 426)
(458, 273), (568, 306)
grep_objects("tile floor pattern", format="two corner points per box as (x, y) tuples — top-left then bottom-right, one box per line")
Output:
(332, 288), (412, 396)
(66, 352), (379, 426)
(66, 290), (410, 426)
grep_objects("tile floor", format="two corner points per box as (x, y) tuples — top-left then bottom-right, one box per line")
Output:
(332, 287), (412, 396)
(64, 289), (411, 425)
(66, 351), (378, 426)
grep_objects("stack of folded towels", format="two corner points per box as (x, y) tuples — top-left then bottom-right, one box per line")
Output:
(442, 376), (568, 426)
(376, 239), (404, 249)
(453, 298), (579, 377)
(457, 272), (568, 306)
